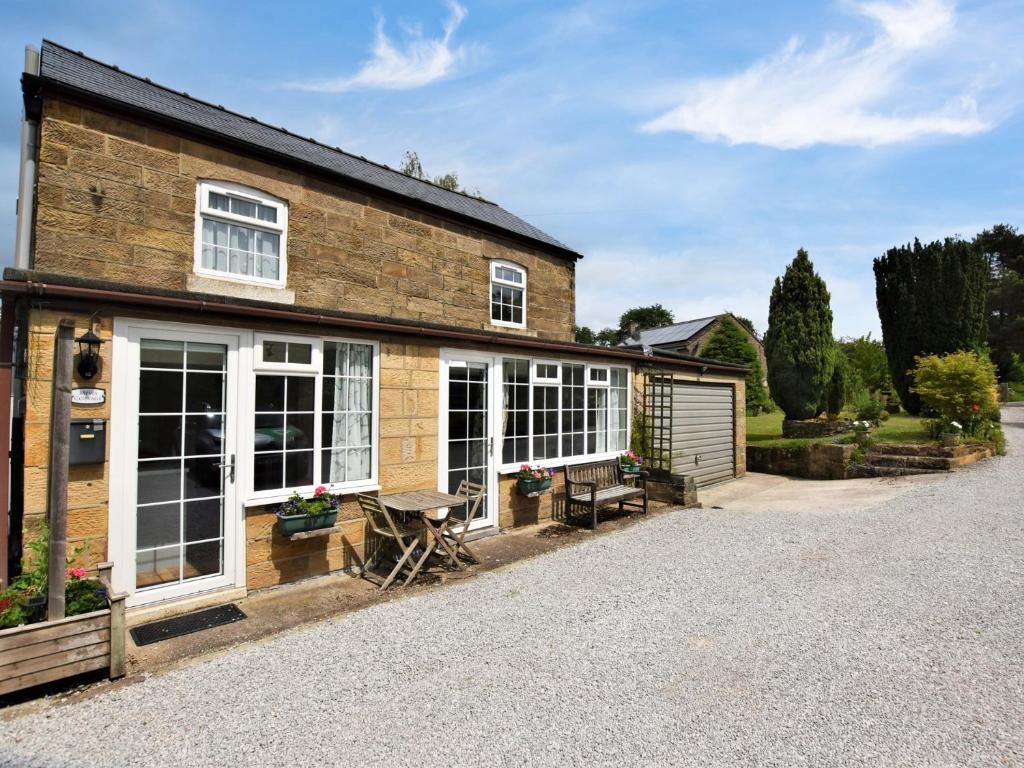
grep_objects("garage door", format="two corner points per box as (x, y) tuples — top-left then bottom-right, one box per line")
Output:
(670, 383), (735, 487)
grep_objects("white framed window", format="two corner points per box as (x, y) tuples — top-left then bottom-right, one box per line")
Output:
(195, 180), (288, 287)
(498, 355), (631, 471)
(250, 333), (377, 500)
(490, 260), (526, 328)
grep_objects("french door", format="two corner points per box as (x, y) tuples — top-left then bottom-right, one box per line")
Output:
(439, 352), (497, 530)
(113, 321), (242, 606)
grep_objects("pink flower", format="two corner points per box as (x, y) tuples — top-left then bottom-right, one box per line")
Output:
(314, 485), (327, 495)
(66, 566), (87, 580)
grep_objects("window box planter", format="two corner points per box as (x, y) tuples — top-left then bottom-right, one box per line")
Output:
(275, 509), (339, 536)
(516, 477), (552, 495)
(620, 464), (641, 474)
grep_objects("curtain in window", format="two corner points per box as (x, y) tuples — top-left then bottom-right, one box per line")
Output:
(346, 345), (372, 480)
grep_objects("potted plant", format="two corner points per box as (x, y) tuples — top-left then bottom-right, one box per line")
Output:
(853, 420), (872, 444)
(619, 450), (643, 473)
(515, 464), (553, 495)
(940, 421), (962, 448)
(275, 485), (340, 535)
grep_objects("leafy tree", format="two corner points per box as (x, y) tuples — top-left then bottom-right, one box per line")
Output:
(764, 249), (836, 420)
(399, 151), (477, 195)
(874, 237), (989, 414)
(618, 304), (675, 342)
(838, 334), (891, 393)
(595, 328), (620, 347)
(975, 224), (1024, 381)
(700, 317), (771, 414)
(574, 326), (595, 345)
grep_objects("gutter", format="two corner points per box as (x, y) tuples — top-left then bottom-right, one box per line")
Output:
(14, 46), (40, 270)
(0, 277), (749, 376)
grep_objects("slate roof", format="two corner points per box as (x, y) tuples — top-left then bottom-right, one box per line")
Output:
(32, 40), (581, 260)
(619, 315), (720, 347)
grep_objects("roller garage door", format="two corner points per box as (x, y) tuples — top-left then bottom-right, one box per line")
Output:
(670, 382), (735, 487)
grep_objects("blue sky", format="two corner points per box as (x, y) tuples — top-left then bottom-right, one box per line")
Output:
(2, 0), (1022, 337)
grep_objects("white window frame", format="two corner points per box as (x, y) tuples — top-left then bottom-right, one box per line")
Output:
(194, 179), (288, 289)
(247, 332), (380, 505)
(587, 365), (610, 386)
(533, 359), (561, 383)
(489, 260), (527, 329)
(496, 355), (632, 473)
(254, 332), (317, 373)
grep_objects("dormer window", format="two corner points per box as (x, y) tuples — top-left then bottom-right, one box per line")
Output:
(490, 260), (526, 328)
(195, 181), (287, 287)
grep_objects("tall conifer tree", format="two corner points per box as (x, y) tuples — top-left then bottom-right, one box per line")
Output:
(764, 250), (836, 420)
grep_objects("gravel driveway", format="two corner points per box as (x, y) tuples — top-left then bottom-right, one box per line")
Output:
(3, 407), (1023, 767)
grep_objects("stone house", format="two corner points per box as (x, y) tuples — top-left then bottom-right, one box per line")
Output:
(0, 42), (747, 617)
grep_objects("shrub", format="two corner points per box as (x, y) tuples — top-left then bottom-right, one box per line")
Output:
(911, 350), (998, 434)
(701, 317), (772, 415)
(765, 249), (836, 420)
(825, 354), (854, 416)
(854, 391), (885, 423)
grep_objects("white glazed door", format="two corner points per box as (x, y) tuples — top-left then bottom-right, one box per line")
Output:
(122, 325), (241, 606)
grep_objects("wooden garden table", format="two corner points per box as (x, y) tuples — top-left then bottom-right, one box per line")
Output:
(379, 489), (468, 583)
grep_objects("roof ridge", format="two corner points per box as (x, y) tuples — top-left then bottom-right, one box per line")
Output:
(39, 39), (501, 208)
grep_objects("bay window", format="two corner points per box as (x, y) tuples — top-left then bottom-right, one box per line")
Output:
(251, 334), (376, 498)
(500, 357), (630, 469)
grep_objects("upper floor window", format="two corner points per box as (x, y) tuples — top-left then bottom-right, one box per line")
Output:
(195, 181), (287, 287)
(490, 261), (526, 328)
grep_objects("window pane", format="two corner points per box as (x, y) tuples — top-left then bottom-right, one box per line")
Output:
(137, 503), (180, 550)
(287, 376), (315, 411)
(230, 197), (257, 219)
(287, 342), (312, 365)
(209, 192), (230, 211)
(140, 371), (182, 413)
(263, 340), (287, 364)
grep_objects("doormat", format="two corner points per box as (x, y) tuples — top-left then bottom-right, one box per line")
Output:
(130, 604), (247, 647)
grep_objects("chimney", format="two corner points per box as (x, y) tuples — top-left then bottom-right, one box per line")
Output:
(628, 321), (639, 340)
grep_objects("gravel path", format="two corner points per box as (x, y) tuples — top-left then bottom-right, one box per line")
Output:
(3, 408), (1023, 767)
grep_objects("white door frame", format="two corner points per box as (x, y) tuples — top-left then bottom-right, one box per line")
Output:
(110, 318), (250, 607)
(438, 349), (498, 531)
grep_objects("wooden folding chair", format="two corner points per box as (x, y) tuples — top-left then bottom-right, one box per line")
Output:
(440, 481), (486, 565)
(358, 494), (423, 590)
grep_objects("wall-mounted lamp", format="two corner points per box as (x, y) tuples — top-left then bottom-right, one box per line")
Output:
(699, 365), (708, 375)
(75, 330), (104, 380)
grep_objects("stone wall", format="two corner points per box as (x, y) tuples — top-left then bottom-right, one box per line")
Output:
(746, 443), (855, 480)
(22, 309), (113, 574)
(33, 97), (576, 342)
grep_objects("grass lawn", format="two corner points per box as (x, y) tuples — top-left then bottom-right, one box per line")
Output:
(747, 410), (932, 448)
(1008, 384), (1024, 403)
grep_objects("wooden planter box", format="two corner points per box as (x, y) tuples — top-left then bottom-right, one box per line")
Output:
(0, 562), (126, 697)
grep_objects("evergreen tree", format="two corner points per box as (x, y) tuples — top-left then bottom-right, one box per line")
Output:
(700, 317), (771, 413)
(975, 224), (1024, 381)
(873, 237), (988, 414)
(764, 249), (836, 420)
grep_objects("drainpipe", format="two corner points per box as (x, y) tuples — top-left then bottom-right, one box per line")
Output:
(14, 45), (40, 271)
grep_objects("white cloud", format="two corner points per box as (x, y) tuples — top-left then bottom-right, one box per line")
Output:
(287, 2), (468, 92)
(641, 0), (991, 149)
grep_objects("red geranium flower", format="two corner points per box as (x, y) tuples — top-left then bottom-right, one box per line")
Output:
(971, 403), (980, 413)
(314, 485), (327, 496)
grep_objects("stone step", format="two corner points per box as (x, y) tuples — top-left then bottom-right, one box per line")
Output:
(847, 463), (945, 478)
(865, 453), (954, 471)
(870, 442), (988, 458)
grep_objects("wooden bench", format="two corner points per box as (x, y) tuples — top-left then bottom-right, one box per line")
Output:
(564, 459), (648, 530)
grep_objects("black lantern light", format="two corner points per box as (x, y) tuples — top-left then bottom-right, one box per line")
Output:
(75, 330), (104, 380)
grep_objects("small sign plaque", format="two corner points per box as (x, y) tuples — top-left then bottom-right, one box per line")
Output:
(72, 388), (106, 405)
